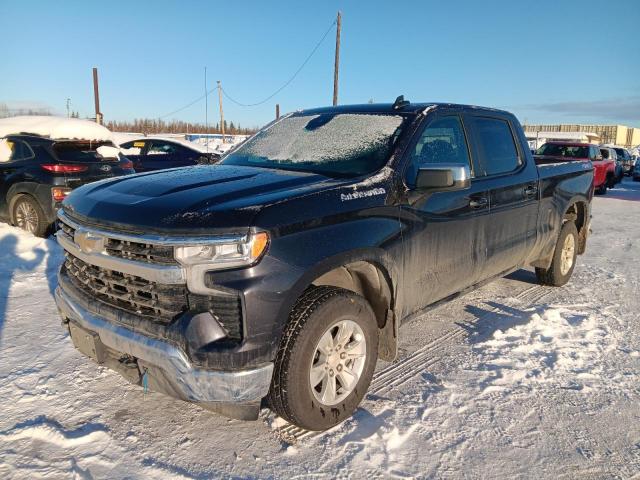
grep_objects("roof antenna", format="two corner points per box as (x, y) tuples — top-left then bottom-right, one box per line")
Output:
(392, 95), (410, 110)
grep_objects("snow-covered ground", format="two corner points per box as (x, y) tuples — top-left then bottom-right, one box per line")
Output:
(0, 180), (639, 479)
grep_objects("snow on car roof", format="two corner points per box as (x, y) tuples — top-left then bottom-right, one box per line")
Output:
(0, 116), (114, 142)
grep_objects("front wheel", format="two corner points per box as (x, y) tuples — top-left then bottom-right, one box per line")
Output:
(268, 286), (378, 431)
(535, 221), (578, 287)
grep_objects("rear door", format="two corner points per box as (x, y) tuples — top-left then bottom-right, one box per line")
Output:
(463, 113), (539, 280)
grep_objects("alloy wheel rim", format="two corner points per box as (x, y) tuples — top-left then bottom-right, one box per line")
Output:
(309, 319), (367, 406)
(560, 233), (575, 276)
(15, 202), (38, 233)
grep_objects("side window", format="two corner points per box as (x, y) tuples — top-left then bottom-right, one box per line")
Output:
(469, 117), (520, 177)
(0, 139), (34, 162)
(148, 141), (177, 156)
(406, 115), (471, 182)
(120, 141), (145, 156)
(600, 148), (609, 159)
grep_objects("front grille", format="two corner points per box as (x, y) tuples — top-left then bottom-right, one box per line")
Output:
(104, 238), (176, 265)
(58, 214), (243, 341)
(64, 253), (188, 322)
(63, 253), (243, 340)
(58, 215), (177, 266)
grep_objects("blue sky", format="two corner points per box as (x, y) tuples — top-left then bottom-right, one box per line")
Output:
(1, 0), (639, 128)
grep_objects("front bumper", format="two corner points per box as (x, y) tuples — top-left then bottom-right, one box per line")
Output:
(55, 285), (274, 405)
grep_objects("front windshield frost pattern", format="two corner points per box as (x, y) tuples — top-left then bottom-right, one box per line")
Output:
(241, 114), (403, 164)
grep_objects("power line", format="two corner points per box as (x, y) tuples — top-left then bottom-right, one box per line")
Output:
(157, 18), (336, 118)
(221, 19), (336, 107)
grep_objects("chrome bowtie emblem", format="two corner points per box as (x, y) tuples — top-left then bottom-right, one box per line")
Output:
(99, 164), (112, 172)
(74, 228), (105, 254)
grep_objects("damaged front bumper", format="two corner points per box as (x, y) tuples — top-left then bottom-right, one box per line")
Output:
(55, 285), (274, 419)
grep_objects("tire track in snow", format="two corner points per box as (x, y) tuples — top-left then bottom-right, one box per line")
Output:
(268, 283), (554, 441)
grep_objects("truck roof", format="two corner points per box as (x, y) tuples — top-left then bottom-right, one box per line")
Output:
(299, 102), (512, 116)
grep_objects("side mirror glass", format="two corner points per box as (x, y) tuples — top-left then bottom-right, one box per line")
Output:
(415, 163), (471, 192)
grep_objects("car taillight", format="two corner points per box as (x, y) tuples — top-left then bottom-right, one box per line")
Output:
(41, 164), (88, 173)
(120, 159), (133, 169)
(52, 187), (71, 202)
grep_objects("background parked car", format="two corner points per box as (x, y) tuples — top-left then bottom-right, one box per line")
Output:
(613, 147), (634, 175)
(633, 158), (640, 182)
(0, 116), (134, 237)
(600, 147), (623, 185)
(535, 142), (615, 194)
(119, 137), (220, 172)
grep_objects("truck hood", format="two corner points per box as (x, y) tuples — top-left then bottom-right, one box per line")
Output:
(63, 165), (347, 232)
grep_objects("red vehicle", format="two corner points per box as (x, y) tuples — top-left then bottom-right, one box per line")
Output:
(535, 142), (615, 194)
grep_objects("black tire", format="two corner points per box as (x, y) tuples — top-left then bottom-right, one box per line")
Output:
(12, 195), (49, 237)
(595, 183), (607, 195)
(606, 175), (615, 189)
(535, 221), (579, 287)
(268, 286), (378, 431)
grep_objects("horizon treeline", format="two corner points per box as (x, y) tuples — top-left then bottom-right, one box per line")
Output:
(106, 118), (258, 135)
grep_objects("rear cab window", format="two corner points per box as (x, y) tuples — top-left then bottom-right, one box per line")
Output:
(466, 116), (521, 176)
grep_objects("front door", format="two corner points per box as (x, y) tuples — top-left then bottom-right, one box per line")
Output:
(399, 113), (490, 317)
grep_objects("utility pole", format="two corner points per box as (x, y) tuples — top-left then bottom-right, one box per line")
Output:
(92, 67), (102, 124)
(276, 103), (280, 120)
(332, 11), (342, 106)
(217, 80), (225, 143)
(66, 98), (71, 118)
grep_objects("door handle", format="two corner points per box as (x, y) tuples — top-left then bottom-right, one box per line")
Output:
(524, 185), (538, 197)
(469, 197), (488, 209)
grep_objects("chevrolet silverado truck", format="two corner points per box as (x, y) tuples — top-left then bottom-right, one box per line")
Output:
(55, 100), (593, 431)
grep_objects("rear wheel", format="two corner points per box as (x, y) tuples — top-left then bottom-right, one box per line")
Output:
(535, 221), (578, 287)
(12, 195), (49, 237)
(268, 286), (378, 431)
(595, 183), (607, 195)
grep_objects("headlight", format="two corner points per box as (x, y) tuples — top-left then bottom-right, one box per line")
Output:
(174, 231), (269, 270)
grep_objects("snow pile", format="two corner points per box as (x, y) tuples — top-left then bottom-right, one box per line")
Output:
(473, 306), (616, 391)
(192, 136), (246, 155)
(0, 116), (114, 142)
(242, 114), (403, 164)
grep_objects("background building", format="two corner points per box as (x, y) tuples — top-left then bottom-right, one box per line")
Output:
(523, 124), (640, 148)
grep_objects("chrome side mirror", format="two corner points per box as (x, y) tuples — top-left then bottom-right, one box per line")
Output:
(415, 163), (471, 192)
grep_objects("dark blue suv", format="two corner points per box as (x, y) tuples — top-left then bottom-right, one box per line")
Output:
(119, 137), (219, 172)
(0, 134), (134, 236)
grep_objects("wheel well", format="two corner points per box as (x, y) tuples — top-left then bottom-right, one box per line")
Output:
(311, 261), (393, 331)
(564, 201), (588, 254)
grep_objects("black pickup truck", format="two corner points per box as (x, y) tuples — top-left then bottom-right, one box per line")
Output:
(55, 100), (593, 431)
